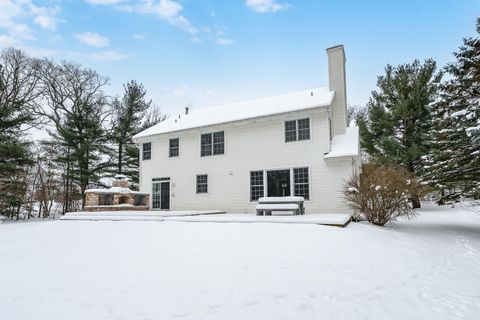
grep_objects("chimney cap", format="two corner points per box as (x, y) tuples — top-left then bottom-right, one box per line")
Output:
(114, 174), (128, 180)
(326, 44), (344, 52)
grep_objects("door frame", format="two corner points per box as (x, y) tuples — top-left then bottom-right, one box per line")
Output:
(152, 178), (171, 211)
(266, 169), (292, 197)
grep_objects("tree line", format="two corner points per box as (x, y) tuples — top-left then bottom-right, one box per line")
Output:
(355, 18), (480, 207)
(0, 49), (165, 220)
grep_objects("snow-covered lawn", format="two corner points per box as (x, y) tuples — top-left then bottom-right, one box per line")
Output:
(1, 203), (479, 320)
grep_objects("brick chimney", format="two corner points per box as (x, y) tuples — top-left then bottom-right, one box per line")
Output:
(326, 45), (347, 135)
(112, 174), (129, 188)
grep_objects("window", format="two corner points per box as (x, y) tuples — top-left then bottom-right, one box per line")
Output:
(213, 131), (225, 155)
(201, 131), (224, 157)
(142, 142), (151, 160)
(169, 138), (179, 157)
(285, 120), (297, 142)
(250, 171), (264, 201)
(196, 174), (208, 194)
(285, 118), (310, 142)
(152, 177), (170, 182)
(298, 118), (310, 140)
(293, 167), (309, 200)
(201, 133), (212, 157)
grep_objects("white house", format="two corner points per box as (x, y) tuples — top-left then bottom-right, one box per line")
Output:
(133, 45), (360, 213)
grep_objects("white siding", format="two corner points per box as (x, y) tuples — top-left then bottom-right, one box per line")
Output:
(139, 108), (356, 213)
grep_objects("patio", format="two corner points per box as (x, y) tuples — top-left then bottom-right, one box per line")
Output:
(61, 211), (351, 227)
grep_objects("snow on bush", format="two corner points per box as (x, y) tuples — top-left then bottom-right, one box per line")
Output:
(344, 164), (425, 226)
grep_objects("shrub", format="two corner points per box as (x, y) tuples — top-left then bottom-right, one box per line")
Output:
(344, 164), (423, 226)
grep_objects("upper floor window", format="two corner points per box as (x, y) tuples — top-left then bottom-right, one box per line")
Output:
(285, 118), (310, 142)
(196, 174), (208, 194)
(142, 142), (151, 160)
(169, 138), (179, 157)
(201, 131), (224, 157)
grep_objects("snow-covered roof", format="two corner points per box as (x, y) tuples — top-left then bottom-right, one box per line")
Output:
(85, 187), (148, 195)
(324, 126), (360, 159)
(134, 87), (334, 139)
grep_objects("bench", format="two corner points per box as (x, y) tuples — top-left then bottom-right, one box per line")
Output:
(256, 196), (305, 216)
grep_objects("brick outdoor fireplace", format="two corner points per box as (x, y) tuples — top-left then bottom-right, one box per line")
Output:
(84, 175), (149, 211)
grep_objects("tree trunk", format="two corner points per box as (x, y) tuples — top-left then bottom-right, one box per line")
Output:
(411, 195), (421, 209)
(118, 142), (123, 174)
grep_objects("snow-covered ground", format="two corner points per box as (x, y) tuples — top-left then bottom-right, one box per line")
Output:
(0, 203), (479, 320)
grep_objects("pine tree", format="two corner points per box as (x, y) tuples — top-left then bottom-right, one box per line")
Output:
(38, 61), (112, 208)
(110, 80), (152, 185)
(423, 18), (480, 203)
(357, 59), (442, 207)
(0, 49), (41, 218)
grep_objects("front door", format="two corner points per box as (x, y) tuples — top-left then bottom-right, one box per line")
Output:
(152, 181), (170, 210)
(267, 170), (291, 197)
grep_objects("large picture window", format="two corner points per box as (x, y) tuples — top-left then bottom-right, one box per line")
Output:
(169, 138), (179, 157)
(142, 142), (151, 160)
(250, 171), (264, 201)
(196, 174), (208, 194)
(293, 167), (309, 200)
(285, 118), (310, 142)
(201, 131), (224, 157)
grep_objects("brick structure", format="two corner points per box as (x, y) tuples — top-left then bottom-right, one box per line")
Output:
(84, 175), (149, 211)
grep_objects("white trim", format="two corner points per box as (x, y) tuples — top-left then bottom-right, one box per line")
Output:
(250, 166), (311, 203)
(195, 173), (209, 195)
(168, 137), (180, 159)
(283, 117), (312, 144)
(199, 130), (226, 159)
(151, 179), (171, 211)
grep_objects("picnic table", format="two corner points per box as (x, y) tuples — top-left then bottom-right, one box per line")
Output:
(256, 196), (305, 216)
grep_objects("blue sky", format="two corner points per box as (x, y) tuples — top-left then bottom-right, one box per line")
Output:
(0, 0), (478, 116)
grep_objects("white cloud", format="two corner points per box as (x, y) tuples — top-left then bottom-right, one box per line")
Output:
(76, 32), (110, 47)
(245, 0), (289, 13)
(85, 0), (198, 37)
(87, 50), (130, 61)
(0, 0), (62, 48)
(216, 37), (234, 46)
(132, 33), (147, 40)
(30, 4), (62, 30)
(86, 0), (124, 4)
(0, 35), (22, 47)
(161, 84), (215, 99)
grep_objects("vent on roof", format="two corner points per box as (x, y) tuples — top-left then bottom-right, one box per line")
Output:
(185, 107), (189, 115)
(311, 91), (313, 96)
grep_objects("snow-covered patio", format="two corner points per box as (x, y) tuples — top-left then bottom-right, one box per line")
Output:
(60, 210), (351, 226)
(1, 203), (479, 319)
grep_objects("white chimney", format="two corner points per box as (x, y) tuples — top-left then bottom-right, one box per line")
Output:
(326, 45), (347, 135)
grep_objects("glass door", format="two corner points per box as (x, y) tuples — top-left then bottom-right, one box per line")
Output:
(152, 182), (161, 209)
(267, 170), (291, 197)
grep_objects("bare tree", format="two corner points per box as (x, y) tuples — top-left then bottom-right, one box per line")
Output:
(36, 60), (112, 209)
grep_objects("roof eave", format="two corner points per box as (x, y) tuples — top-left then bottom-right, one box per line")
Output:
(133, 100), (333, 141)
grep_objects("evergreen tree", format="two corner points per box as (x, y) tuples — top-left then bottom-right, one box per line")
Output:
(0, 49), (41, 218)
(38, 61), (111, 208)
(357, 59), (442, 207)
(423, 18), (480, 203)
(110, 80), (152, 185)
